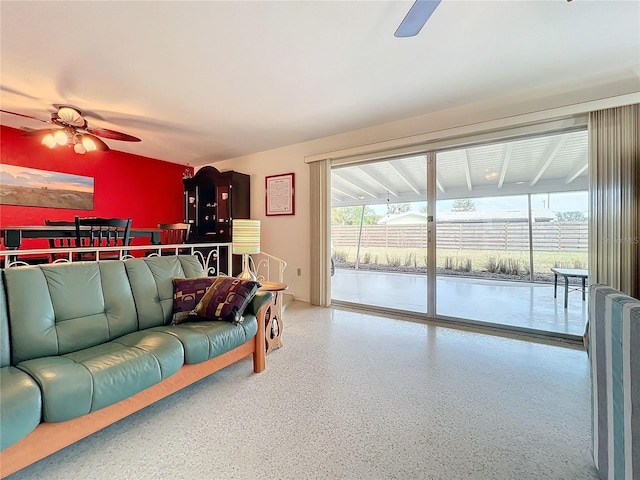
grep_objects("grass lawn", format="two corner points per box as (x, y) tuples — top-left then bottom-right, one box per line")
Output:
(332, 246), (587, 276)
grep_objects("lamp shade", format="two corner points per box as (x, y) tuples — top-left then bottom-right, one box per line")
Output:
(232, 219), (261, 254)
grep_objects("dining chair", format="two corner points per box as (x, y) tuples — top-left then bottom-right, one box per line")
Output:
(158, 223), (191, 245)
(44, 220), (76, 248)
(156, 223), (191, 256)
(75, 217), (132, 260)
(44, 220), (76, 262)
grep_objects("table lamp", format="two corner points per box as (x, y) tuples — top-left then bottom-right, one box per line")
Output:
(232, 219), (261, 281)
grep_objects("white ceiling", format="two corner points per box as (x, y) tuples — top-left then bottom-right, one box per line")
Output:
(1, 1), (638, 166)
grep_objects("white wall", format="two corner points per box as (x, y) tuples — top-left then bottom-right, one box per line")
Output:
(213, 78), (639, 303)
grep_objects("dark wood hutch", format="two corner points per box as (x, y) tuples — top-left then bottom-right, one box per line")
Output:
(183, 166), (250, 274)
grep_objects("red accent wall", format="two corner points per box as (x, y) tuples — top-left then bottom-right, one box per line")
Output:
(1, 125), (190, 248)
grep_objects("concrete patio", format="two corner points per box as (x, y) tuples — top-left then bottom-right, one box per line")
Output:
(331, 268), (587, 338)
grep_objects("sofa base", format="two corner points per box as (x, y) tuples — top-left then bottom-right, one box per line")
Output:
(1, 322), (266, 478)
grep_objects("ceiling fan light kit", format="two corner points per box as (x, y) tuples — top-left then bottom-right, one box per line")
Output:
(1, 104), (141, 154)
(41, 129), (100, 154)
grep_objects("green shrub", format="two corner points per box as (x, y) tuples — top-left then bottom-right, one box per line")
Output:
(334, 250), (348, 262)
(486, 256), (528, 275)
(485, 256), (498, 272)
(386, 254), (401, 267)
(456, 258), (472, 272)
(444, 256), (454, 270)
(403, 253), (414, 267)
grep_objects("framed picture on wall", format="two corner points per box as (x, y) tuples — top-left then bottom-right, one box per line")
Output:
(0, 164), (94, 210)
(265, 172), (295, 216)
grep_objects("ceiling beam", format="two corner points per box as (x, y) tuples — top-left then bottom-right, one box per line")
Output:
(388, 162), (421, 195)
(530, 136), (566, 187)
(332, 172), (377, 198)
(497, 143), (513, 189)
(357, 166), (398, 196)
(564, 162), (588, 184)
(462, 150), (472, 191)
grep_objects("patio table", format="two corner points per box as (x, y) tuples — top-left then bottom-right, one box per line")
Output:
(551, 267), (588, 308)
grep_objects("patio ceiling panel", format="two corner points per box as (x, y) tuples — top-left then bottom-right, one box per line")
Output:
(506, 136), (553, 185)
(545, 131), (588, 184)
(356, 164), (399, 198)
(331, 130), (588, 208)
(388, 160), (423, 195)
(467, 143), (507, 187)
(395, 156), (427, 196)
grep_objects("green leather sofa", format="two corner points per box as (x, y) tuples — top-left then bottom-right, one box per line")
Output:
(0, 255), (272, 477)
(0, 273), (42, 450)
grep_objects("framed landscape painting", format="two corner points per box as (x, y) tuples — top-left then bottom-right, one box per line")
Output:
(0, 164), (94, 210)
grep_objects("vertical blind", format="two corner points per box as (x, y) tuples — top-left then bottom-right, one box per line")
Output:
(310, 159), (331, 306)
(588, 103), (640, 299)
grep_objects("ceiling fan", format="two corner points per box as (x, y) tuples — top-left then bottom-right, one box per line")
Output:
(0, 104), (141, 154)
(395, 0), (442, 38)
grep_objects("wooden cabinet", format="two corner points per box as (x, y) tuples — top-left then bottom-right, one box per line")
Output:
(183, 166), (250, 274)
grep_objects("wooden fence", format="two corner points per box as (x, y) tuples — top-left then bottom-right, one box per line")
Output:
(332, 223), (588, 252)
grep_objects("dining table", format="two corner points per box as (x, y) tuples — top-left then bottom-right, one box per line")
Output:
(0, 225), (162, 249)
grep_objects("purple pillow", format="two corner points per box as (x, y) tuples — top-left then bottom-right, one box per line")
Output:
(172, 277), (217, 324)
(193, 277), (261, 324)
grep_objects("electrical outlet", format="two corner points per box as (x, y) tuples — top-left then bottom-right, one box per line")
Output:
(296, 268), (301, 276)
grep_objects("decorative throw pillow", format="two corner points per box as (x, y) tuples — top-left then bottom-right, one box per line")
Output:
(172, 276), (217, 324)
(194, 276), (261, 324)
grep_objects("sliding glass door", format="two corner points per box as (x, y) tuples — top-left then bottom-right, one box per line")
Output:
(330, 155), (429, 314)
(434, 130), (588, 335)
(330, 127), (589, 337)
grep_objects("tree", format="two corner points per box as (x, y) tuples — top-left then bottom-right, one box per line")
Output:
(331, 206), (381, 225)
(556, 211), (587, 223)
(386, 203), (410, 215)
(451, 199), (476, 212)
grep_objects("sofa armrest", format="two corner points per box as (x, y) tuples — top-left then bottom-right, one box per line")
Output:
(247, 291), (274, 317)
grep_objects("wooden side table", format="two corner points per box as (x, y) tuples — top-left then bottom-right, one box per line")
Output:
(258, 281), (287, 354)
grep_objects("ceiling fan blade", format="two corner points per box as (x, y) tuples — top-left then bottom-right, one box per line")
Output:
(0, 85), (40, 100)
(84, 126), (141, 142)
(0, 109), (50, 124)
(395, 0), (442, 38)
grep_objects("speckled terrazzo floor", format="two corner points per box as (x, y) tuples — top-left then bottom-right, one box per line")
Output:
(7, 302), (598, 480)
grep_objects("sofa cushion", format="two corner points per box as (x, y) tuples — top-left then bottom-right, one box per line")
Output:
(17, 330), (184, 422)
(125, 255), (206, 329)
(152, 314), (258, 364)
(0, 366), (42, 450)
(193, 277), (260, 324)
(5, 261), (138, 364)
(172, 276), (216, 324)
